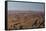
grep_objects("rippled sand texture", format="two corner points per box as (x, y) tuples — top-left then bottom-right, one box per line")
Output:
(7, 11), (45, 30)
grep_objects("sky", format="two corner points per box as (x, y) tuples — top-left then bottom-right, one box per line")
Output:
(8, 2), (45, 12)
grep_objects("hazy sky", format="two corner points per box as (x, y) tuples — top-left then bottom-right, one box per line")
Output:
(8, 2), (44, 12)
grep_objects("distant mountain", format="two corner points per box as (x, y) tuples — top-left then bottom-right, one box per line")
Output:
(8, 10), (45, 16)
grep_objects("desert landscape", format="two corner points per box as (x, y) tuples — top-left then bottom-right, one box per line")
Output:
(7, 1), (45, 30)
(7, 11), (45, 30)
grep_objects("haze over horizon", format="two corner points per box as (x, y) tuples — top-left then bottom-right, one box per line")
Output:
(8, 2), (44, 12)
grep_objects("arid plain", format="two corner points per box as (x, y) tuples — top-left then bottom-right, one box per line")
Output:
(7, 10), (45, 30)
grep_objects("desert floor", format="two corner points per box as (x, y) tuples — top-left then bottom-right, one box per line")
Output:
(7, 11), (45, 30)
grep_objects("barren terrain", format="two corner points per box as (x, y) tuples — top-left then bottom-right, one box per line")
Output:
(7, 11), (45, 30)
